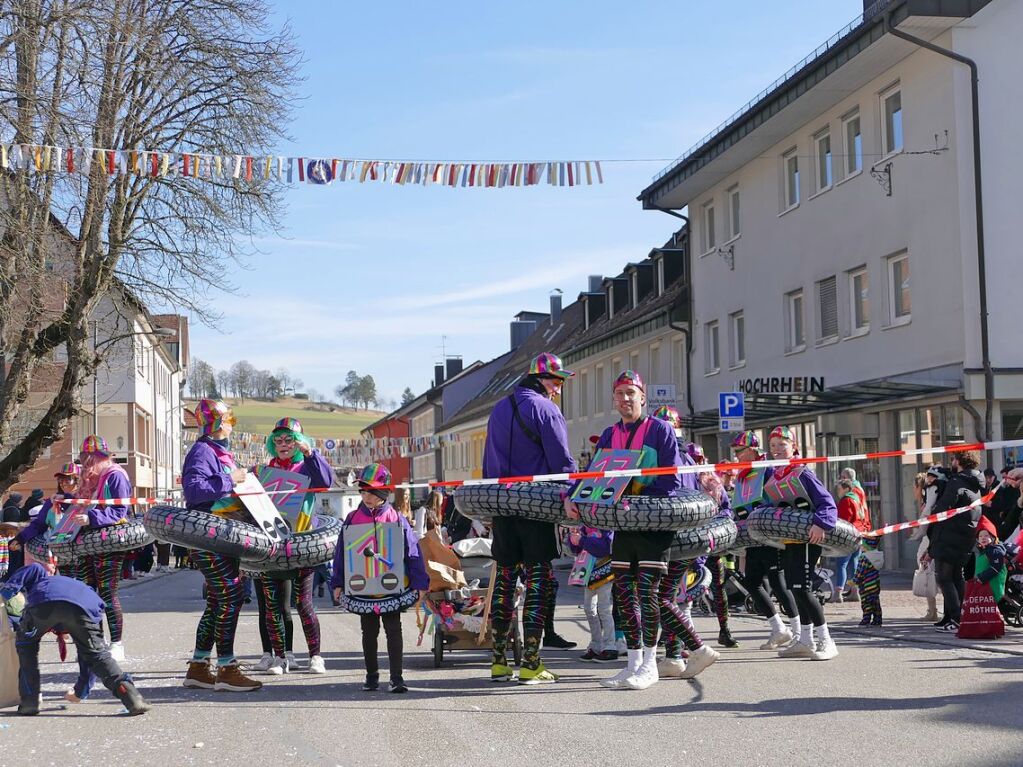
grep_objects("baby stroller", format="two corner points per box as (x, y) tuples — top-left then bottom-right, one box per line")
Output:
(998, 543), (1023, 628)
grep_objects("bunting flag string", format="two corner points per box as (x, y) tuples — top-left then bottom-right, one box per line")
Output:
(0, 142), (604, 188)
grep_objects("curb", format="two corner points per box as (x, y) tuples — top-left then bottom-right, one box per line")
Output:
(830, 622), (1023, 657)
(119, 567), (182, 591)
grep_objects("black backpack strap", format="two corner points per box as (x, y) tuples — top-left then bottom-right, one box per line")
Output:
(508, 394), (543, 447)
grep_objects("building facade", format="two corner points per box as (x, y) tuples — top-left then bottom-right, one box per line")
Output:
(640, 0), (1017, 568)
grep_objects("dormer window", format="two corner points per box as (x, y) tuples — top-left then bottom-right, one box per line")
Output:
(631, 272), (639, 309)
(656, 259), (665, 296)
(607, 285), (615, 319)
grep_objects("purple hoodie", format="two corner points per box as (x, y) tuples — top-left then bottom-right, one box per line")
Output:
(2, 563), (106, 624)
(569, 527), (613, 560)
(764, 466), (838, 531)
(266, 451), (334, 490)
(591, 416), (685, 496)
(14, 498), (58, 545)
(182, 437), (236, 511)
(87, 467), (133, 527)
(330, 502), (429, 593)
(482, 386), (577, 478)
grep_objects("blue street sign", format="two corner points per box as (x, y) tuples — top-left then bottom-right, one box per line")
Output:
(719, 392), (745, 419)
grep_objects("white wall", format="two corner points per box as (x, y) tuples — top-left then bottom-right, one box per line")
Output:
(687, 39), (972, 415)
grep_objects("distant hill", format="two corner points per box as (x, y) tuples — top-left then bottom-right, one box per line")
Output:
(185, 397), (385, 438)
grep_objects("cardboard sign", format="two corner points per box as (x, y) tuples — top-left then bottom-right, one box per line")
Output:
(567, 551), (595, 587)
(234, 474), (290, 542)
(49, 503), (94, 545)
(571, 449), (643, 506)
(257, 466), (312, 532)
(342, 522), (406, 596)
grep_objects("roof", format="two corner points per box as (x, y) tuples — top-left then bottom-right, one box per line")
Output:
(562, 228), (688, 365)
(440, 299), (587, 432)
(638, 0), (992, 210)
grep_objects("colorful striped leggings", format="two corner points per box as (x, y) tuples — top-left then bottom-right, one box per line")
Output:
(84, 553), (125, 643)
(191, 551), (244, 666)
(659, 560), (704, 657)
(257, 570), (321, 658)
(612, 566), (662, 650)
(491, 563), (552, 668)
(706, 555), (731, 630)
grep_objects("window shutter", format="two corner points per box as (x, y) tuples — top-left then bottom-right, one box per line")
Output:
(818, 277), (838, 338)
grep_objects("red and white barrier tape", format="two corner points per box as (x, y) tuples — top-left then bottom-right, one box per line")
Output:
(57, 437), (1023, 503)
(863, 492), (994, 538)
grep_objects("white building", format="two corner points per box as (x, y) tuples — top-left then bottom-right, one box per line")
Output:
(639, 0), (1018, 568)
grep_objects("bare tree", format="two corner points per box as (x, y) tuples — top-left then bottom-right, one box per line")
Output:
(215, 369), (231, 401)
(0, 0), (299, 490)
(188, 357), (214, 398)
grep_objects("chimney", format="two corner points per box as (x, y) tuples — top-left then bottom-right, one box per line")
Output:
(588, 274), (603, 293)
(510, 320), (537, 351)
(550, 290), (562, 325)
(446, 356), (463, 380)
(434, 364), (445, 388)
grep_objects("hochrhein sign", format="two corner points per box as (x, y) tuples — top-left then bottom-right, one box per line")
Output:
(735, 377), (825, 395)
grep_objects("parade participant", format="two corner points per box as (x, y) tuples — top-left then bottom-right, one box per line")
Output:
(567, 371), (681, 691)
(854, 536), (884, 627)
(681, 437), (740, 648)
(75, 436), (133, 662)
(648, 405), (719, 680)
(1, 563), (150, 715)
(180, 399), (262, 692)
(331, 463), (428, 693)
(567, 525), (617, 662)
(730, 431), (797, 650)
(765, 426), (839, 660)
(482, 352), (578, 685)
(9, 463), (82, 570)
(252, 417), (334, 676)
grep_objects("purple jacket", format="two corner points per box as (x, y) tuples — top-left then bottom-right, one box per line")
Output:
(569, 528), (613, 560)
(266, 451), (334, 490)
(330, 503), (429, 592)
(14, 498), (58, 544)
(1, 563), (106, 624)
(765, 466), (838, 531)
(88, 468), (133, 527)
(182, 438), (235, 511)
(482, 386), (577, 478)
(592, 416), (684, 496)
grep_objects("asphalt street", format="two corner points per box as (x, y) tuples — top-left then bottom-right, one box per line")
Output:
(3, 569), (1022, 767)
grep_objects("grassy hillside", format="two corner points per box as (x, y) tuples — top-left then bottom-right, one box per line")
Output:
(187, 397), (385, 438)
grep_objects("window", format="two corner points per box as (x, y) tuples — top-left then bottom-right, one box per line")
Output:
(727, 185), (740, 239)
(882, 86), (903, 155)
(672, 339), (684, 390)
(888, 253), (911, 322)
(786, 289), (805, 351)
(704, 321), (720, 374)
(816, 276), (838, 341)
(849, 267), (869, 332)
(595, 364), (606, 413)
(650, 344), (661, 381)
(629, 351), (640, 376)
(783, 149), (799, 209)
(815, 131), (833, 192)
(579, 371), (589, 416)
(729, 311), (745, 367)
(701, 200), (716, 253)
(843, 111), (862, 175)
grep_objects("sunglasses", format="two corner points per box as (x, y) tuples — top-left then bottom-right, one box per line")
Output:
(272, 435), (296, 446)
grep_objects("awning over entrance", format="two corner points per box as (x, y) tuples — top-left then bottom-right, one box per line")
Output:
(685, 377), (961, 430)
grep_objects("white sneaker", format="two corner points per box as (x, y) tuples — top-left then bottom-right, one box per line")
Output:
(109, 641), (125, 662)
(267, 656), (289, 675)
(253, 652), (274, 672)
(285, 651), (300, 669)
(601, 648), (640, 689)
(759, 627), (793, 650)
(623, 647), (659, 690)
(615, 637), (627, 654)
(679, 645), (719, 679)
(812, 638), (838, 661)
(308, 655), (326, 674)
(777, 640), (815, 659)
(657, 657), (687, 678)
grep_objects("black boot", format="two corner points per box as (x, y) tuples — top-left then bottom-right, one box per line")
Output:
(362, 673), (379, 691)
(717, 627), (739, 648)
(17, 696), (41, 716)
(544, 625), (576, 650)
(115, 680), (151, 716)
(389, 676), (408, 694)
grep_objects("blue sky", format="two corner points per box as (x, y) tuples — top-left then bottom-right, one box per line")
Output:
(190, 1), (868, 405)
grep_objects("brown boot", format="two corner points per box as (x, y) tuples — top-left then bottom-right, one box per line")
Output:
(214, 663), (263, 692)
(182, 661), (216, 689)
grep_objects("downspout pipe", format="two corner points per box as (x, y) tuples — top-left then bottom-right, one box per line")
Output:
(651, 206), (695, 420)
(885, 10), (994, 447)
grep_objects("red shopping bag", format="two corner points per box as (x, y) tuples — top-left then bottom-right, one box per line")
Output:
(956, 580), (1005, 640)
